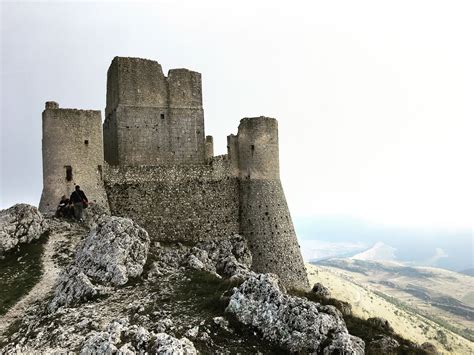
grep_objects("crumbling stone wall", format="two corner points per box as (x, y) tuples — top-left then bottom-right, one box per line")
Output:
(104, 156), (239, 242)
(103, 57), (206, 166)
(39, 102), (109, 214)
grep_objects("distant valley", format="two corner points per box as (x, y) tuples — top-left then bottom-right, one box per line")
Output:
(307, 258), (474, 354)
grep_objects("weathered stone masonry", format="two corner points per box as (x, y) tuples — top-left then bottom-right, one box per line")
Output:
(40, 56), (309, 290)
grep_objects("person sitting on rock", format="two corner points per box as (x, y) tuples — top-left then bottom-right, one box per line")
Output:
(70, 185), (88, 222)
(55, 195), (72, 218)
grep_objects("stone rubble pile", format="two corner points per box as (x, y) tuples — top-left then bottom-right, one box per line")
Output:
(49, 216), (150, 311)
(0, 204), (48, 255)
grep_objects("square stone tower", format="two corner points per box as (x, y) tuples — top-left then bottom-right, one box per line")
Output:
(103, 57), (206, 166)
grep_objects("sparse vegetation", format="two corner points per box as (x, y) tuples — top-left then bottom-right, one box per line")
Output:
(289, 288), (426, 354)
(0, 238), (46, 315)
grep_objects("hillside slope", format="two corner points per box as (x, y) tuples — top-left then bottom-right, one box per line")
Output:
(306, 262), (474, 354)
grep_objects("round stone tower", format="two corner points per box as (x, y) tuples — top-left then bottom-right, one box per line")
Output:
(39, 102), (109, 214)
(237, 117), (309, 290)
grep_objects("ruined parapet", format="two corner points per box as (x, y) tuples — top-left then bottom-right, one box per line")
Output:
(103, 57), (206, 166)
(39, 102), (109, 214)
(236, 117), (309, 290)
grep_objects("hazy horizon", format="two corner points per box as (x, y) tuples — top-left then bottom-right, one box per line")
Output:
(1, 1), (473, 234)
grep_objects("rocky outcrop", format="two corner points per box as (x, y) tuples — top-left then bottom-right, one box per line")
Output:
(83, 203), (110, 230)
(420, 342), (439, 354)
(367, 335), (399, 354)
(311, 282), (331, 297)
(80, 318), (197, 355)
(49, 216), (150, 311)
(153, 333), (197, 355)
(367, 317), (394, 333)
(0, 204), (48, 255)
(226, 273), (365, 354)
(148, 234), (252, 280)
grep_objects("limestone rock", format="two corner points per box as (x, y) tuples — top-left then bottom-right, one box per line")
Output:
(0, 204), (48, 255)
(153, 333), (197, 355)
(311, 282), (331, 298)
(332, 299), (353, 316)
(367, 316), (394, 333)
(193, 234), (252, 278)
(367, 335), (399, 354)
(225, 273), (364, 354)
(49, 216), (150, 311)
(74, 216), (150, 286)
(83, 203), (110, 229)
(323, 332), (366, 355)
(49, 266), (101, 311)
(421, 342), (439, 354)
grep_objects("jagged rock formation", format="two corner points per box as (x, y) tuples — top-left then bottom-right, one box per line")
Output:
(80, 318), (197, 355)
(0, 204), (48, 255)
(226, 273), (365, 354)
(49, 216), (150, 311)
(367, 335), (400, 354)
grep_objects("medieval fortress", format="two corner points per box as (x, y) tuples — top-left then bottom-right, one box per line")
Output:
(39, 57), (308, 289)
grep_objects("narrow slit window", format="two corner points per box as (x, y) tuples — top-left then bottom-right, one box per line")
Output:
(65, 166), (73, 181)
(84, 139), (89, 145)
(251, 144), (255, 151)
(160, 113), (165, 119)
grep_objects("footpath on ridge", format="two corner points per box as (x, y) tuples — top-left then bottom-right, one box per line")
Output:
(0, 220), (86, 342)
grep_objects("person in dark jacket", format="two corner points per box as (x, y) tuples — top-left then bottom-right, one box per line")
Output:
(55, 195), (72, 218)
(70, 185), (88, 221)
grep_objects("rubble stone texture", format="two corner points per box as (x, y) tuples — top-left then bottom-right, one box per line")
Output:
(0, 204), (48, 255)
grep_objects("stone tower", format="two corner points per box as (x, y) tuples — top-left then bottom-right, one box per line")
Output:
(39, 102), (109, 213)
(103, 57), (206, 166)
(231, 117), (309, 290)
(39, 57), (310, 290)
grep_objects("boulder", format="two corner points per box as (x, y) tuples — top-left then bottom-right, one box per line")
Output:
(153, 333), (197, 355)
(74, 216), (149, 286)
(0, 204), (48, 255)
(83, 203), (110, 229)
(311, 282), (331, 298)
(226, 273), (364, 354)
(420, 342), (439, 354)
(323, 332), (366, 355)
(367, 335), (399, 354)
(332, 299), (353, 316)
(367, 317), (394, 333)
(49, 216), (150, 311)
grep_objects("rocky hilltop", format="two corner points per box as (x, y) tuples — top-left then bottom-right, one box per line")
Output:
(0, 204), (434, 354)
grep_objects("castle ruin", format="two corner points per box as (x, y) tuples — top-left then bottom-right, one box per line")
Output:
(39, 57), (309, 290)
